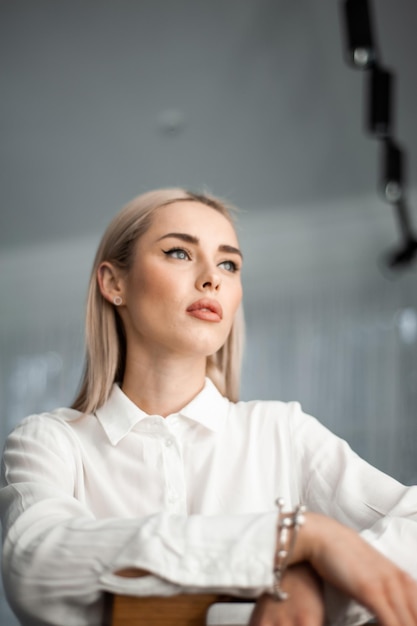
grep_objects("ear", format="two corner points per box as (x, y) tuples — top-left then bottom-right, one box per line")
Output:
(97, 261), (125, 305)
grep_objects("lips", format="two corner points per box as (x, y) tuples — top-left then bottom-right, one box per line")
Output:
(186, 298), (223, 322)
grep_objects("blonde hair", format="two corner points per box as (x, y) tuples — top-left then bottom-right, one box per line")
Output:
(72, 188), (245, 414)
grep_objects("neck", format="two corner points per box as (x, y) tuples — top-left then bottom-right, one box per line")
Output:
(121, 351), (207, 417)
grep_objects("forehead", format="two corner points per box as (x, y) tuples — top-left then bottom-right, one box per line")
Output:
(148, 200), (239, 242)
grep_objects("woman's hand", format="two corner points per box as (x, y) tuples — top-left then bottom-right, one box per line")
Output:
(291, 512), (417, 626)
(249, 563), (324, 626)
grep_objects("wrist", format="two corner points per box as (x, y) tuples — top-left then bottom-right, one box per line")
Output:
(272, 499), (307, 600)
(286, 511), (325, 566)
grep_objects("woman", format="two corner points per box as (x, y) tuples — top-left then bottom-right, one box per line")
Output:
(1, 188), (417, 626)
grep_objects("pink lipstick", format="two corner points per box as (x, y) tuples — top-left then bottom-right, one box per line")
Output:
(186, 299), (223, 322)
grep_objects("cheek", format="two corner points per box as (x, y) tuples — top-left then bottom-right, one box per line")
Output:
(230, 283), (243, 314)
(221, 284), (242, 336)
(133, 265), (182, 307)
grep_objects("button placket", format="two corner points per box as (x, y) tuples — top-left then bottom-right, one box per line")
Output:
(162, 423), (187, 513)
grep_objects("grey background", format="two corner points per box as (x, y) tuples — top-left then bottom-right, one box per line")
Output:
(2, 0), (417, 250)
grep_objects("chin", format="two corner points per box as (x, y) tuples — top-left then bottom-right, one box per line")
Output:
(169, 324), (230, 358)
(181, 336), (227, 359)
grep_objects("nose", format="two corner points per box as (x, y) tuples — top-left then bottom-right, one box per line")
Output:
(196, 265), (221, 292)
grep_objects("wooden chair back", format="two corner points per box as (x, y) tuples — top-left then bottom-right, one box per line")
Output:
(110, 593), (227, 626)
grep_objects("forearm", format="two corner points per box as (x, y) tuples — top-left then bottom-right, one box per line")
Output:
(273, 510), (417, 626)
(250, 563), (325, 626)
(2, 500), (280, 625)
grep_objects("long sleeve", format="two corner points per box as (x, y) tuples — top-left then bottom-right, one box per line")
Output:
(289, 402), (417, 625)
(0, 414), (277, 626)
(290, 404), (417, 571)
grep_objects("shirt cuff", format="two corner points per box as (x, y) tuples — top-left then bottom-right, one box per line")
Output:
(100, 511), (278, 597)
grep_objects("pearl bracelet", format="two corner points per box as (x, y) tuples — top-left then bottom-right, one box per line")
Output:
(272, 498), (307, 601)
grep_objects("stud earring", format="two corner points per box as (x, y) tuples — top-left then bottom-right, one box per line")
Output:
(113, 296), (123, 306)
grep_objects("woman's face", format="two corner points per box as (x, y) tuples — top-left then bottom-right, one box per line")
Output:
(118, 200), (243, 363)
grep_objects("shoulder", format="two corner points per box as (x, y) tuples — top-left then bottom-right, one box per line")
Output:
(223, 397), (311, 440)
(226, 397), (328, 445)
(1, 408), (87, 495)
(10, 406), (83, 430)
(230, 399), (355, 468)
(230, 397), (305, 422)
(4, 407), (85, 452)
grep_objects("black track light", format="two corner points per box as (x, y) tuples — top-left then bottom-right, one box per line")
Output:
(367, 65), (393, 137)
(342, 0), (377, 68)
(380, 139), (404, 204)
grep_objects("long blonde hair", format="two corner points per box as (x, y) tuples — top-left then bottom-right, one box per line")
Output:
(72, 188), (245, 413)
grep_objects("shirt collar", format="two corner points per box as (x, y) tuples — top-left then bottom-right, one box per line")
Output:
(95, 378), (229, 445)
(178, 377), (229, 432)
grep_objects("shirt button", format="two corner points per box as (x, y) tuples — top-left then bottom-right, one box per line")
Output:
(165, 438), (174, 447)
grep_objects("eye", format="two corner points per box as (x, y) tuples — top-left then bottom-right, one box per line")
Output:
(163, 247), (191, 261)
(218, 260), (239, 273)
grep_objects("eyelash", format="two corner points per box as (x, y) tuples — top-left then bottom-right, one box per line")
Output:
(162, 248), (240, 273)
(219, 260), (239, 273)
(163, 247), (192, 261)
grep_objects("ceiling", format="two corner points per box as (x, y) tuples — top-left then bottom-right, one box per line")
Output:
(1, 0), (417, 250)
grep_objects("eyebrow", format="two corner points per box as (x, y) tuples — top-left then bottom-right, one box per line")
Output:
(157, 232), (243, 259)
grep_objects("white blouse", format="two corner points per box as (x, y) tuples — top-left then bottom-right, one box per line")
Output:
(1, 379), (416, 626)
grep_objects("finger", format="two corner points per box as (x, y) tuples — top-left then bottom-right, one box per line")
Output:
(402, 573), (417, 626)
(367, 573), (417, 626)
(387, 572), (417, 626)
